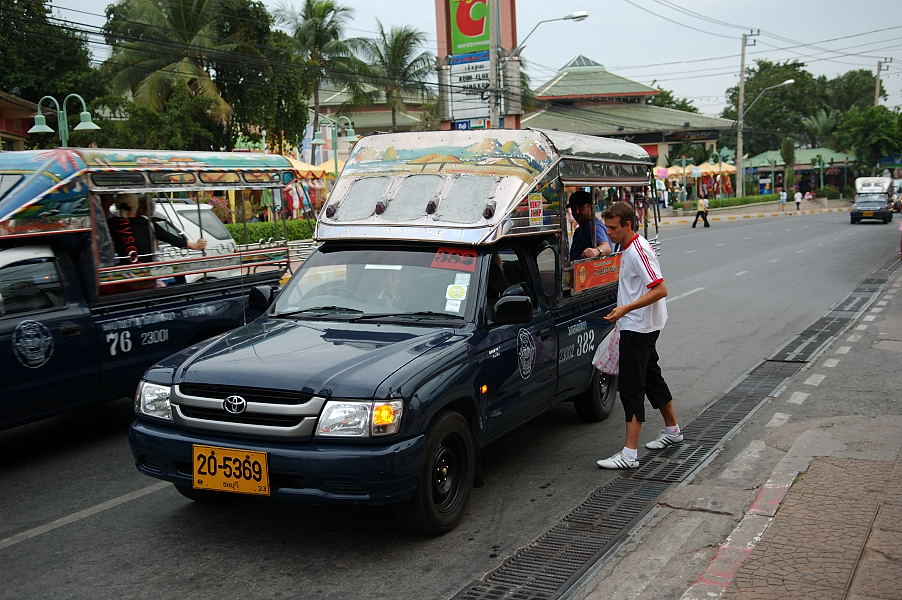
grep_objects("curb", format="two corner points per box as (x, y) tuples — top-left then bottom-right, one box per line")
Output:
(658, 207), (851, 226)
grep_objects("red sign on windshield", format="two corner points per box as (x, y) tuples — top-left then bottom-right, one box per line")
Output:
(431, 247), (477, 272)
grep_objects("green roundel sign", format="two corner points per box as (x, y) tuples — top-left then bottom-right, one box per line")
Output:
(450, 0), (490, 54)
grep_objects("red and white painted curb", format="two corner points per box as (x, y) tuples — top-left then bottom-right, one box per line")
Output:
(678, 470), (798, 600)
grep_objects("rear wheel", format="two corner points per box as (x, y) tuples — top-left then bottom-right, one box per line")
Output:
(574, 370), (618, 421)
(394, 411), (475, 535)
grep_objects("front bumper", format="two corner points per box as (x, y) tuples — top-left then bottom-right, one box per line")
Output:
(851, 209), (888, 221)
(129, 420), (426, 505)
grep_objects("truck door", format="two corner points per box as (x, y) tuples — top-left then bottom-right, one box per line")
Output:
(0, 247), (97, 427)
(481, 247), (557, 440)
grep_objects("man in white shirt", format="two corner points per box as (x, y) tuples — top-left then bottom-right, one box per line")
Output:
(596, 201), (682, 469)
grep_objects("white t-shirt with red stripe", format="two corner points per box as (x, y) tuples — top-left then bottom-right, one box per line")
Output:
(617, 234), (667, 333)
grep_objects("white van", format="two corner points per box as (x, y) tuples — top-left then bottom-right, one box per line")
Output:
(153, 199), (239, 280)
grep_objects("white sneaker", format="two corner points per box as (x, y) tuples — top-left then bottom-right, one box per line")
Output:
(596, 452), (639, 470)
(645, 430), (684, 449)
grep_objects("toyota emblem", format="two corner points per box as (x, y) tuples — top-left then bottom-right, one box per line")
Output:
(223, 395), (247, 414)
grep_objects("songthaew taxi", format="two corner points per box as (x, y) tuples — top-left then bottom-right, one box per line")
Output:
(128, 129), (656, 535)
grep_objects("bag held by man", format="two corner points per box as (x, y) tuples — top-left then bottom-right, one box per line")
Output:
(592, 324), (620, 375)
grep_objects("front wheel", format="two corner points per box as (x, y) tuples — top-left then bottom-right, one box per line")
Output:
(394, 411), (475, 535)
(574, 370), (618, 421)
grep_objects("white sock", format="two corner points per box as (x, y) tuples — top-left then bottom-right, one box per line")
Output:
(666, 425), (681, 435)
(622, 447), (638, 461)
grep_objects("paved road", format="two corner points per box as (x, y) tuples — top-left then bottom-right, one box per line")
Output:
(0, 211), (898, 600)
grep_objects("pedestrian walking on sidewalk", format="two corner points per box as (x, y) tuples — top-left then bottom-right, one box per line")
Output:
(794, 189), (802, 211)
(596, 201), (682, 470)
(779, 188), (787, 212)
(691, 195), (710, 228)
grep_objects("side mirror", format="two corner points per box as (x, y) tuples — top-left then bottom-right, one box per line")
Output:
(492, 295), (532, 325)
(249, 285), (276, 312)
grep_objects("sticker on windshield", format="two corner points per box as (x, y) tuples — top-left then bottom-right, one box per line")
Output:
(12, 320), (54, 369)
(431, 247), (477, 272)
(454, 273), (471, 285)
(446, 284), (468, 300)
(445, 299), (462, 313)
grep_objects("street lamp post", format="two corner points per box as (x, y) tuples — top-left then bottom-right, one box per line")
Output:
(27, 93), (100, 147)
(487, 6), (589, 128)
(311, 113), (356, 182)
(735, 78), (793, 198)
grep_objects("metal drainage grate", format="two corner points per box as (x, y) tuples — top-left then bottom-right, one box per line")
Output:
(629, 444), (708, 482)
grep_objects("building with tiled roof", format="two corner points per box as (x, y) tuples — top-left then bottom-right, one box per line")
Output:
(0, 91), (41, 150)
(523, 56), (734, 167)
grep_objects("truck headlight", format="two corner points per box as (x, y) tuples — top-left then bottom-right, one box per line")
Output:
(316, 400), (404, 437)
(136, 381), (173, 420)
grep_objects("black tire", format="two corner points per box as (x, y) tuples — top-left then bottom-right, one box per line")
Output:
(574, 370), (618, 421)
(174, 483), (234, 503)
(851, 217), (858, 224)
(394, 411), (475, 535)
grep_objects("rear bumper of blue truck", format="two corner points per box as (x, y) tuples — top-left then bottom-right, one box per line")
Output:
(129, 420), (426, 505)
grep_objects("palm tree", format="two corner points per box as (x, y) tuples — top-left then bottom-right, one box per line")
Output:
(351, 21), (434, 131)
(274, 0), (359, 133)
(801, 108), (838, 149)
(104, 0), (247, 124)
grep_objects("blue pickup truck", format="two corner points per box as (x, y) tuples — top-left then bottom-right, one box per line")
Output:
(0, 149), (296, 429)
(128, 130), (656, 534)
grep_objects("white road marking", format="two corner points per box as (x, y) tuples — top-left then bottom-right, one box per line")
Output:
(823, 358), (840, 368)
(804, 374), (826, 386)
(788, 392), (809, 405)
(885, 294), (894, 299)
(847, 334), (861, 342)
(743, 236), (751, 240)
(877, 300), (888, 306)
(835, 346), (851, 355)
(766, 412), (791, 428)
(796, 249), (805, 254)
(735, 270), (748, 277)
(769, 258), (780, 263)
(856, 324), (869, 330)
(0, 482), (169, 551)
(864, 315), (876, 322)
(816, 243), (824, 247)
(668, 287), (706, 303)
(685, 249), (696, 254)
(870, 307), (883, 313)
(716, 243), (725, 247)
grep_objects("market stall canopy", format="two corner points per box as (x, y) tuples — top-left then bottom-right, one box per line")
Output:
(698, 162), (735, 175)
(667, 164), (696, 177)
(285, 156), (325, 179)
(315, 159), (346, 177)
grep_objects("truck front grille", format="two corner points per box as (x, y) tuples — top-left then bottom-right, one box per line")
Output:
(179, 383), (312, 405)
(179, 406), (305, 428)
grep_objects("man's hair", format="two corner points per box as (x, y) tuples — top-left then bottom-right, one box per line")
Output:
(601, 201), (636, 228)
(568, 190), (592, 208)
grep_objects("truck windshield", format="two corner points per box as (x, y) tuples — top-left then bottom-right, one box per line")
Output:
(856, 194), (888, 203)
(273, 246), (476, 322)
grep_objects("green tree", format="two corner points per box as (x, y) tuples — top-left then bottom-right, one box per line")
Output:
(835, 105), (902, 175)
(103, 0), (250, 124)
(0, 0), (102, 120)
(648, 88), (699, 113)
(780, 138), (796, 190)
(826, 69), (883, 113)
(801, 108), (839, 149)
(274, 0), (360, 133)
(721, 59), (825, 156)
(351, 21), (434, 131)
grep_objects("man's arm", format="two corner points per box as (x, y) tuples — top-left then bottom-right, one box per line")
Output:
(603, 282), (668, 322)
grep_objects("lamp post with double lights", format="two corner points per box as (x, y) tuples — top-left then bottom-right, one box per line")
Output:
(735, 78), (793, 198)
(487, 6), (589, 128)
(27, 93), (101, 147)
(311, 114), (356, 185)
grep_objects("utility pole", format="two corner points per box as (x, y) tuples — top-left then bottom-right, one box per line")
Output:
(735, 30), (758, 199)
(487, 0), (500, 129)
(875, 58), (892, 106)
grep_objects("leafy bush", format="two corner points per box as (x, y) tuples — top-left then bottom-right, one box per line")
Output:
(225, 219), (316, 244)
(708, 194), (777, 209)
(819, 185), (841, 199)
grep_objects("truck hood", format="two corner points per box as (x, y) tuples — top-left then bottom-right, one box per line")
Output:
(174, 316), (457, 398)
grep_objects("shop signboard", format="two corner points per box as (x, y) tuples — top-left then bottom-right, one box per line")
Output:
(449, 0), (490, 54)
(449, 51), (491, 121)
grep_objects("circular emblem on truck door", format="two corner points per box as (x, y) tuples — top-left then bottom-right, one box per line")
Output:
(517, 328), (536, 380)
(223, 395), (247, 414)
(12, 320), (54, 369)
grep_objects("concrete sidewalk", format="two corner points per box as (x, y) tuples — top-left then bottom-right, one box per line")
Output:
(652, 198), (853, 227)
(576, 263), (902, 600)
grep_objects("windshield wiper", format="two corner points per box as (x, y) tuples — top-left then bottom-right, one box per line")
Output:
(273, 306), (364, 319)
(353, 311), (464, 322)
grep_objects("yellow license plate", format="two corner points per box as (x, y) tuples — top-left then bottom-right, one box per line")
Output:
(192, 444), (270, 495)
(863, 211), (874, 216)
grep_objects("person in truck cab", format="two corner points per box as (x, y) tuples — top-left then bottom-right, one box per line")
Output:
(107, 194), (206, 265)
(568, 190), (612, 260)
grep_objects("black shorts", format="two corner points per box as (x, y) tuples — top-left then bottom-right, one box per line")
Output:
(617, 329), (673, 422)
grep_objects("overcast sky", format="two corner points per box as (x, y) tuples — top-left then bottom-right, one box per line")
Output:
(54, 0), (902, 117)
